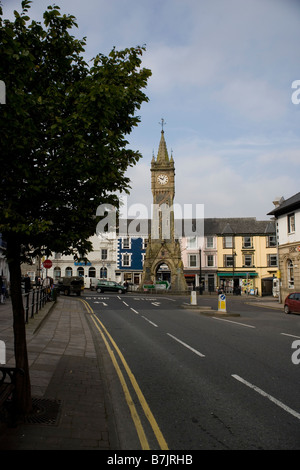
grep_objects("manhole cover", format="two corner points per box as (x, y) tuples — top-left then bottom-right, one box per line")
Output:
(24, 397), (62, 426)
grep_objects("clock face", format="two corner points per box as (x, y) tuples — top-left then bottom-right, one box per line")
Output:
(157, 174), (168, 185)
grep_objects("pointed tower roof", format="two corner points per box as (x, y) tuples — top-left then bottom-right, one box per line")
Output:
(156, 130), (169, 163)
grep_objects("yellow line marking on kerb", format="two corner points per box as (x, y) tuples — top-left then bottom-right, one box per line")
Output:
(79, 298), (168, 450)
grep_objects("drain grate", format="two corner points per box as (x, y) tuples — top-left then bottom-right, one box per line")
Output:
(24, 397), (62, 426)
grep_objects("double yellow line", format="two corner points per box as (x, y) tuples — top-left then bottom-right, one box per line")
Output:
(80, 298), (168, 450)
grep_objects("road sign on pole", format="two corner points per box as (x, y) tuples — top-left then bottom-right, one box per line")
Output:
(43, 259), (52, 269)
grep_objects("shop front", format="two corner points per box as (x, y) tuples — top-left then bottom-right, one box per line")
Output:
(217, 272), (258, 295)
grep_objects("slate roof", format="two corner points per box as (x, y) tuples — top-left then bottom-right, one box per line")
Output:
(267, 192), (300, 217)
(117, 217), (275, 236)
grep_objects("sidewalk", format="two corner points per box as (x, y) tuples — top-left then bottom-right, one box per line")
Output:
(0, 296), (118, 450)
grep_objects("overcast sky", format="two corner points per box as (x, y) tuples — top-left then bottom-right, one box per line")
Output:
(3, 0), (300, 220)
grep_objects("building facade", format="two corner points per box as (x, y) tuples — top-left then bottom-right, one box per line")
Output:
(268, 193), (300, 301)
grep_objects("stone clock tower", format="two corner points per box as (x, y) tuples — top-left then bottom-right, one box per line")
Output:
(140, 125), (188, 292)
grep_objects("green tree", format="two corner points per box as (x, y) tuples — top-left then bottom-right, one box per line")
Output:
(0, 0), (151, 416)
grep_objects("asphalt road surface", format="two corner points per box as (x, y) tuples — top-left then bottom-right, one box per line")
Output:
(81, 292), (300, 450)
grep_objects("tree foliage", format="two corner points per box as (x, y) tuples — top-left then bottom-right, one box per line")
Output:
(0, 0), (151, 415)
(0, 0), (151, 259)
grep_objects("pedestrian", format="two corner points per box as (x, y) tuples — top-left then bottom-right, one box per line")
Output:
(24, 274), (31, 293)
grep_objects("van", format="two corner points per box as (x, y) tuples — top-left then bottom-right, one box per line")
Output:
(84, 277), (100, 290)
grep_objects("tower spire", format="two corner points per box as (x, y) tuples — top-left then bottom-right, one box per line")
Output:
(156, 119), (169, 163)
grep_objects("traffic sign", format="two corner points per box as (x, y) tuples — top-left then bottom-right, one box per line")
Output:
(43, 259), (52, 269)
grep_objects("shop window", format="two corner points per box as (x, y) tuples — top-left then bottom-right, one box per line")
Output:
(65, 267), (72, 277)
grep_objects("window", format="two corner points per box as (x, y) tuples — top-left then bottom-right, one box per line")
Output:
(267, 254), (277, 267)
(207, 255), (214, 267)
(53, 267), (61, 279)
(243, 237), (252, 248)
(122, 253), (131, 267)
(122, 238), (131, 249)
(243, 255), (253, 267)
(100, 267), (107, 278)
(223, 236), (234, 248)
(267, 235), (276, 247)
(143, 238), (148, 249)
(101, 249), (108, 260)
(206, 236), (214, 248)
(287, 259), (294, 288)
(65, 267), (73, 277)
(288, 213), (295, 233)
(187, 237), (197, 249)
(224, 255), (234, 267)
(89, 267), (96, 278)
(189, 254), (197, 267)
(77, 267), (84, 277)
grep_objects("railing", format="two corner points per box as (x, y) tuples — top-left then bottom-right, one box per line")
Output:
(23, 287), (48, 324)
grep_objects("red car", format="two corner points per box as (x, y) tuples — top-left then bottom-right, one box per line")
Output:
(284, 293), (300, 314)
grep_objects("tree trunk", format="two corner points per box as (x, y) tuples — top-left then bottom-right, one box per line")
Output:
(7, 236), (32, 416)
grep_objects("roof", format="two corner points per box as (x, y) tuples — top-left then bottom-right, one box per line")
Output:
(268, 192), (300, 217)
(116, 217), (275, 237)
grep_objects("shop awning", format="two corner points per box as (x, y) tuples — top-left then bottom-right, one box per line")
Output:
(217, 272), (258, 277)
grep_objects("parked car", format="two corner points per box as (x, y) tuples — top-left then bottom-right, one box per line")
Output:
(284, 293), (300, 314)
(57, 276), (84, 296)
(96, 280), (127, 294)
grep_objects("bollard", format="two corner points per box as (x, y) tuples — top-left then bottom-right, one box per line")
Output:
(218, 293), (227, 313)
(190, 290), (197, 305)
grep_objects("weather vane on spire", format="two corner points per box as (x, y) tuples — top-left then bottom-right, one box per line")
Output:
(159, 118), (166, 131)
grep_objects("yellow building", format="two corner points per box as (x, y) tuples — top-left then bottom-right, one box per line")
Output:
(216, 218), (277, 296)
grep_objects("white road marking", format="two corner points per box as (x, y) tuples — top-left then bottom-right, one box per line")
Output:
(131, 308), (139, 315)
(281, 333), (300, 339)
(212, 317), (255, 328)
(232, 374), (300, 421)
(167, 333), (205, 358)
(123, 301), (129, 307)
(142, 316), (158, 327)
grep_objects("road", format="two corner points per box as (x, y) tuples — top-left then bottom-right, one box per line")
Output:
(81, 292), (300, 450)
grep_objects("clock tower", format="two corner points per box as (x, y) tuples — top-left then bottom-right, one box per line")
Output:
(140, 125), (188, 292)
